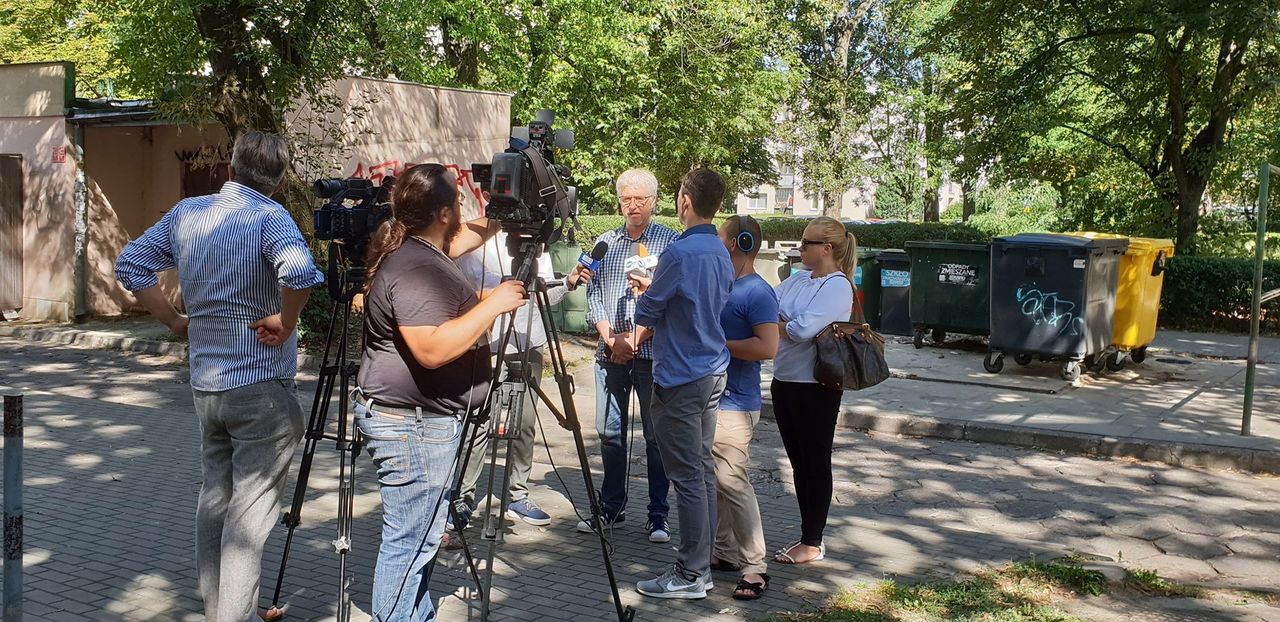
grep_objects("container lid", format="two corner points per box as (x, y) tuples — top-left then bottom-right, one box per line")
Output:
(995, 233), (1128, 252)
(1067, 231), (1173, 254)
(904, 241), (990, 252)
(877, 248), (909, 260)
(857, 247), (883, 259)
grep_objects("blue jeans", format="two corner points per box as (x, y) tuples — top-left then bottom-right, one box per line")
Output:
(356, 402), (463, 622)
(595, 359), (669, 522)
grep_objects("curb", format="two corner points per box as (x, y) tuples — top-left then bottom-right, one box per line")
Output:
(757, 405), (1280, 475)
(0, 324), (328, 370)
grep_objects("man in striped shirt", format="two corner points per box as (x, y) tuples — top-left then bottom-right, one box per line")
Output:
(115, 132), (323, 622)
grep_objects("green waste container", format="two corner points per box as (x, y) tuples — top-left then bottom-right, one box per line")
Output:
(550, 241), (589, 333)
(905, 241), (991, 348)
(855, 247), (883, 329)
(878, 249), (912, 336)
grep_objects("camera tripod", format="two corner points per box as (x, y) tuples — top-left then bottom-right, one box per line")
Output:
(262, 245), (366, 622)
(448, 234), (635, 622)
(261, 237), (635, 622)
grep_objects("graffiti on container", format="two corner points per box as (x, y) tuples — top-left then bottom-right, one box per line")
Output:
(1015, 287), (1079, 336)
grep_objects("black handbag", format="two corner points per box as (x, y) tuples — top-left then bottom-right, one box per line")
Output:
(812, 276), (890, 391)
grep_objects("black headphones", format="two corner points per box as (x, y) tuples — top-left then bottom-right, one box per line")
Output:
(735, 214), (756, 253)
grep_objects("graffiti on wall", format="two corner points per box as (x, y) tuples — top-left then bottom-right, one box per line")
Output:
(349, 160), (487, 208)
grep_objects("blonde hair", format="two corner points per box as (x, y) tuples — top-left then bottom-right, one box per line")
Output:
(807, 216), (856, 281)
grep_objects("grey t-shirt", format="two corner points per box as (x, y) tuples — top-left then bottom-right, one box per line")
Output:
(357, 237), (491, 416)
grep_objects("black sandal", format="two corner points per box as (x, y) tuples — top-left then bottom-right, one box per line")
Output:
(710, 559), (742, 572)
(731, 574), (769, 601)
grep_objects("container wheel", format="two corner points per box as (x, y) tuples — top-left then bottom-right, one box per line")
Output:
(1014, 353), (1033, 366)
(983, 352), (1005, 374)
(1106, 351), (1126, 372)
(913, 330), (926, 349)
(931, 329), (946, 344)
(1061, 362), (1082, 382)
(1086, 353), (1106, 373)
(1131, 346), (1148, 364)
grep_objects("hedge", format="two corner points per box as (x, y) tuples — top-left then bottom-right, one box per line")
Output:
(1160, 255), (1280, 334)
(571, 215), (986, 251)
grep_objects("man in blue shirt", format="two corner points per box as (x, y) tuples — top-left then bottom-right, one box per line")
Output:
(632, 168), (734, 599)
(574, 168), (679, 542)
(712, 215), (779, 600)
(115, 132), (323, 622)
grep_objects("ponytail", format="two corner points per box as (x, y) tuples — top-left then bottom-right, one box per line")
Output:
(836, 229), (857, 282)
(362, 163), (459, 292)
(364, 218), (408, 292)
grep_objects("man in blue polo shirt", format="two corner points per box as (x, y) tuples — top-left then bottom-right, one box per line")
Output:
(631, 168), (734, 599)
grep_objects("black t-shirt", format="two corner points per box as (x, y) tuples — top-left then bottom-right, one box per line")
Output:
(357, 237), (491, 416)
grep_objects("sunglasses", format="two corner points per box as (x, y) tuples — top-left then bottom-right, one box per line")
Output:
(800, 239), (830, 247)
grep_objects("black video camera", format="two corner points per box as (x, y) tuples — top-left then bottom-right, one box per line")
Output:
(312, 176), (394, 255)
(472, 109), (579, 241)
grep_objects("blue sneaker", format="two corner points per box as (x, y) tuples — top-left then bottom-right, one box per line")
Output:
(636, 564), (707, 600)
(576, 510), (625, 533)
(509, 498), (552, 526)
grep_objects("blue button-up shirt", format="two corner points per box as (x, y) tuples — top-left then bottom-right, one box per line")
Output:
(114, 182), (324, 392)
(634, 223), (734, 388)
(585, 221), (679, 361)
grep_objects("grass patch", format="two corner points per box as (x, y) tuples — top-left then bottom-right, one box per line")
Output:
(764, 560), (1106, 622)
(1123, 568), (1207, 599)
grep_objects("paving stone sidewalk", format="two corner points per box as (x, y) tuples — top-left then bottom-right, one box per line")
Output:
(1, 336), (1278, 621)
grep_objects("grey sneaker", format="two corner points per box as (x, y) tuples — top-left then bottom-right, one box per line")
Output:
(702, 571), (714, 591)
(636, 564), (707, 599)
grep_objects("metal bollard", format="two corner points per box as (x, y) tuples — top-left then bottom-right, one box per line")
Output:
(4, 394), (22, 622)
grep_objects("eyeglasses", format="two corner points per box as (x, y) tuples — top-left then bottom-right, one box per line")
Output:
(620, 196), (655, 206)
(800, 239), (830, 248)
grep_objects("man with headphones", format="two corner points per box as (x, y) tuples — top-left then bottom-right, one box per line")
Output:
(709, 214), (779, 600)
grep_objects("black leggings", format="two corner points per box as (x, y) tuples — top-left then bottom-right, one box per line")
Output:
(771, 379), (843, 547)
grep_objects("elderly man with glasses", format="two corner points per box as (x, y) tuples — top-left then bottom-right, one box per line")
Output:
(568, 168), (678, 542)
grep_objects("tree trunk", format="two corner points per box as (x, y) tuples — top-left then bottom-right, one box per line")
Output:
(823, 191), (842, 218)
(922, 187), (940, 222)
(961, 179), (976, 222)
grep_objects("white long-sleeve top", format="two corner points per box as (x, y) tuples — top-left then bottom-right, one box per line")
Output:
(456, 232), (567, 354)
(773, 270), (854, 383)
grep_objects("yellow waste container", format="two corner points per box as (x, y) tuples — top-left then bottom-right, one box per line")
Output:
(1068, 232), (1174, 364)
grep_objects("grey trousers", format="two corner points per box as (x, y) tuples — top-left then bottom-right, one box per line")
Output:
(650, 373), (727, 576)
(460, 349), (543, 506)
(192, 379), (304, 622)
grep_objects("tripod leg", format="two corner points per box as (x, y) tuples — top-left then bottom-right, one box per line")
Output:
(266, 299), (347, 616)
(535, 288), (636, 622)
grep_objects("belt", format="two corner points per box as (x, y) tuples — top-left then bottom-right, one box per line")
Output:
(352, 390), (463, 420)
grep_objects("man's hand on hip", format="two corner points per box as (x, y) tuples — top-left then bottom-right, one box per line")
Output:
(250, 314), (295, 347)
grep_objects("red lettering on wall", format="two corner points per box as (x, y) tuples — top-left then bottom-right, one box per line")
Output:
(348, 160), (488, 211)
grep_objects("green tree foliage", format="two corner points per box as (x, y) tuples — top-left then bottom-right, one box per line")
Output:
(0, 0), (126, 98)
(47, 0), (795, 214)
(936, 0), (1280, 254)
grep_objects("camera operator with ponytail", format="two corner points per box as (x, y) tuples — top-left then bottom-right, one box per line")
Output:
(354, 163), (526, 621)
(770, 216), (855, 567)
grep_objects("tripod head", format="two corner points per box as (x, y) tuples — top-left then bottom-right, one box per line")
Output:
(326, 241), (368, 303)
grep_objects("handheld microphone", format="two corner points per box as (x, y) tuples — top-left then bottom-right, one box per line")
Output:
(625, 242), (658, 278)
(578, 241), (609, 272)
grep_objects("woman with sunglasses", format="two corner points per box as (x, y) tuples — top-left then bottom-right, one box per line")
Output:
(771, 215), (856, 565)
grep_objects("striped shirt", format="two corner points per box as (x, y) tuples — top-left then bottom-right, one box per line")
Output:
(115, 181), (324, 392)
(585, 221), (680, 361)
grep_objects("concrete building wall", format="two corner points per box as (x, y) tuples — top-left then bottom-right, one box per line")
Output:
(0, 62), (78, 321)
(1, 62), (512, 321)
